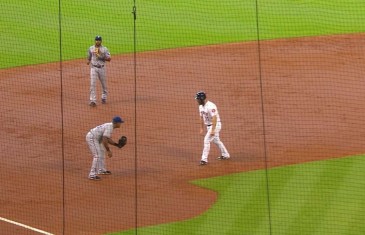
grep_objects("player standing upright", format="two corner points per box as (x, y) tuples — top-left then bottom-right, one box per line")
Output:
(195, 91), (230, 165)
(87, 35), (111, 107)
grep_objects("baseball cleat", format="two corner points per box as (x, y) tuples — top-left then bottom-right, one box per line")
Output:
(98, 170), (111, 175)
(199, 161), (207, 166)
(217, 156), (230, 160)
(101, 99), (106, 104)
(89, 102), (97, 107)
(89, 175), (101, 180)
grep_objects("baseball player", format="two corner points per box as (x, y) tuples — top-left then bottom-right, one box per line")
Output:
(195, 91), (230, 165)
(86, 116), (124, 180)
(87, 35), (111, 107)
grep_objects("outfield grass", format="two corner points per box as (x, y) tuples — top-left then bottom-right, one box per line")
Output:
(110, 155), (365, 235)
(2, 0), (365, 68)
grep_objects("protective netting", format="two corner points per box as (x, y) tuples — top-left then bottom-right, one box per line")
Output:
(1, 1), (365, 235)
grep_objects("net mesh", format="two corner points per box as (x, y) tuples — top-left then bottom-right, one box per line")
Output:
(1, 1), (365, 234)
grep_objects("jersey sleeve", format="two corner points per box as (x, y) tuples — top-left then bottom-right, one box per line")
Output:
(104, 47), (111, 59)
(208, 103), (218, 117)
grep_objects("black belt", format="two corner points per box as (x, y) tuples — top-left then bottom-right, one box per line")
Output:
(207, 124), (212, 127)
(92, 64), (104, 68)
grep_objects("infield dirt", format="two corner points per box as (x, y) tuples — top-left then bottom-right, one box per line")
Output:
(1, 33), (365, 235)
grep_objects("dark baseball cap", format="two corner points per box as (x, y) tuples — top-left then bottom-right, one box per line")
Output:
(95, 35), (102, 41)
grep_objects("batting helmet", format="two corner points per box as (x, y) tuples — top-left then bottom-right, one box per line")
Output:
(195, 91), (206, 100)
(95, 35), (102, 41)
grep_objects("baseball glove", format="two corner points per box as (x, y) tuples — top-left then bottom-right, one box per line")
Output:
(117, 136), (127, 148)
(94, 47), (100, 57)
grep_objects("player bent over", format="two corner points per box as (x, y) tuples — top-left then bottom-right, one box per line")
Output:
(86, 116), (127, 180)
(195, 91), (230, 165)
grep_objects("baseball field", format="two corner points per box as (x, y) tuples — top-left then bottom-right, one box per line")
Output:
(1, 1), (365, 235)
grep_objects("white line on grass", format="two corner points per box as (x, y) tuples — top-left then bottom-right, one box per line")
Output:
(0, 216), (54, 235)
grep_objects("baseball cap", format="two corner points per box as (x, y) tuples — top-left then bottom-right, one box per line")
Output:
(95, 35), (102, 41)
(112, 116), (124, 123)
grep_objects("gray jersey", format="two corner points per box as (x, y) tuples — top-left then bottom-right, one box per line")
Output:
(87, 45), (111, 67)
(90, 122), (114, 140)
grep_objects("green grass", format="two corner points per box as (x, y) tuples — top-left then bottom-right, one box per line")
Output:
(109, 155), (365, 235)
(2, 0), (365, 68)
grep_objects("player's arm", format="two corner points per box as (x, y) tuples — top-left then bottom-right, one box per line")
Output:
(200, 116), (205, 128)
(105, 54), (111, 62)
(199, 116), (205, 134)
(102, 136), (118, 148)
(97, 53), (111, 62)
(104, 48), (111, 62)
(210, 115), (217, 135)
(101, 136), (116, 157)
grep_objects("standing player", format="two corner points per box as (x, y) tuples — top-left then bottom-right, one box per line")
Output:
(86, 35), (111, 107)
(195, 91), (230, 165)
(86, 116), (124, 180)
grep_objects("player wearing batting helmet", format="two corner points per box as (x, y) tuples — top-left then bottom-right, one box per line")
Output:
(195, 91), (230, 165)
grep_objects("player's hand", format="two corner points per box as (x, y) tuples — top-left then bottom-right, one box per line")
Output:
(107, 150), (113, 158)
(200, 128), (204, 135)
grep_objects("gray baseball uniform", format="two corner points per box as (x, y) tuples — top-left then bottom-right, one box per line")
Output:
(87, 44), (111, 104)
(86, 122), (114, 178)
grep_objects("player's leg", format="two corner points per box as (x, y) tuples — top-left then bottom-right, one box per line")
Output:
(213, 137), (230, 159)
(99, 68), (108, 103)
(86, 133), (101, 180)
(96, 144), (107, 173)
(212, 123), (230, 159)
(201, 127), (214, 163)
(89, 68), (98, 106)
